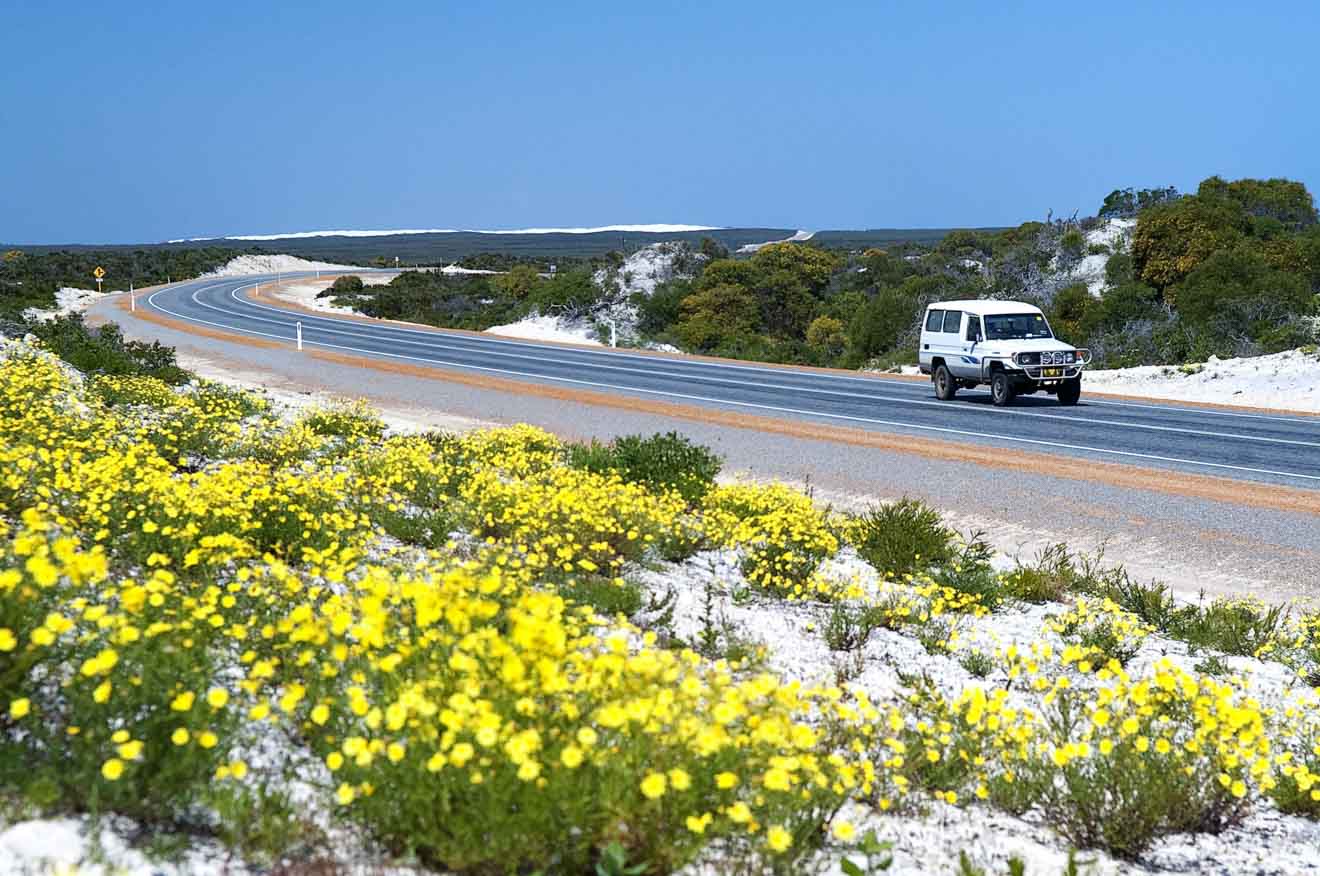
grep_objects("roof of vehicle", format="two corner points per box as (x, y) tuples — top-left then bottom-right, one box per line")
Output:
(926, 299), (1044, 316)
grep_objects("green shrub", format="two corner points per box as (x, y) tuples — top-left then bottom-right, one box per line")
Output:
(959, 650), (994, 679)
(320, 274), (364, 298)
(299, 399), (387, 443)
(850, 498), (956, 579)
(558, 576), (645, 618)
(1166, 597), (1289, 657)
(567, 432), (722, 505)
(823, 602), (894, 652)
(29, 316), (192, 384)
(934, 532), (1004, 611)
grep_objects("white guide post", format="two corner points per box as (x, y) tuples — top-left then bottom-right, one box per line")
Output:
(296, 322), (303, 351)
(130, 282), (135, 312)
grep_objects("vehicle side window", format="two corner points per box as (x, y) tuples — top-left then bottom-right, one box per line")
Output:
(965, 317), (982, 341)
(942, 310), (962, 334)
(925, 309), (944, 332)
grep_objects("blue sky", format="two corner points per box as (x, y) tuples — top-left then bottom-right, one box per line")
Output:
(4, 1), (1318, 243)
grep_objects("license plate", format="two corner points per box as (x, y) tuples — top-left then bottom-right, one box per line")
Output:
(1042, 367), (1062, 377)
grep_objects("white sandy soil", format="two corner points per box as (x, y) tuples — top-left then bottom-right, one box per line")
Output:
(1087, 348), (1320, 412)
(484, 313), (603, 345)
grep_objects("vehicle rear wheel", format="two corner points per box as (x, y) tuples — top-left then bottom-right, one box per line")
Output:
(991, 371), (1016, 407)
(1057, 377), (1081, 406)
(934, 364), (957, 400)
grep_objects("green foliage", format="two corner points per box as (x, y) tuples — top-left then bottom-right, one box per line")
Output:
(321, 274), (364, 298)
(567, 431), (722, 505)
(559, 576), (645, 618)
(1170, 245), (1310, 344)
(959, 650), (994, 679)
(1132, 193), (1247, 289)
(675, 283), (760, 352)
(1030, 689), (1250, 859)
(934, 533), (1005, 611)
(1002, 544), (1076, 604)
(847, 286), (920, 365)
(1060, 228), (1085, 257)
(28, 316), (192, 383)
(354, 270), (522, 328)
(850, 498), (956, 579)
(492, 263), (543, 300)
(1166, 597), (1289, 658)
(1098, 186), (1179, 219)
(806, 315), (847, 359)
(823, 601), (898, 651)
(1199, 175), (1319, 229)
(1049, 283), (1103, 342)
(838, 829), (894, 875)
(635, 278), (692, 339)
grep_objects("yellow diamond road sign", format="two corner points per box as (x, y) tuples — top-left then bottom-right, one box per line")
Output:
(93, 266), (106, 279)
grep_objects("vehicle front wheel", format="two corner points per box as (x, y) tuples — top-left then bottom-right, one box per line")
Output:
(1057, 377), (1081, 406)
(934, 364), (957, 400)
(990, 371), (1016, 406)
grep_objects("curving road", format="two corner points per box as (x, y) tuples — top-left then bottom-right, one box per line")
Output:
(137, 272), (1320, 492)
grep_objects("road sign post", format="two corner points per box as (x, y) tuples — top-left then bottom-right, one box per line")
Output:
(93, 265), (105, 296)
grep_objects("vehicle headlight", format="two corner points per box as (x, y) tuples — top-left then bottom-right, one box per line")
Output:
(1041, 352), (1054, 365)
(1064, 351), (1075, 364)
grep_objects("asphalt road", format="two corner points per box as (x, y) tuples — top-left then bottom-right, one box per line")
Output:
(143, 273), (1320, 491)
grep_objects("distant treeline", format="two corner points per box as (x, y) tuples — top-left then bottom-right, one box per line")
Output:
(0, 248), (241, 317)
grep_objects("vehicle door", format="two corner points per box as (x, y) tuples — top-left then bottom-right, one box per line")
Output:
(938, 310), (975, 378)
(920, 307), (946, 370)
(962, 314), (986, 380)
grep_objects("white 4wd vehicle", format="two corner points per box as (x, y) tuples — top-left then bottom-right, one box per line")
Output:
(918, 300), (1091, 406)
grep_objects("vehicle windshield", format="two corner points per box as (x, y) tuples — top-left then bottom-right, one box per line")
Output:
(984, 313), (1053, 340)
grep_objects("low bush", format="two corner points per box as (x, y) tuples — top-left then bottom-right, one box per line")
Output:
(934, 531), (1004, 611)
(568, 431), (722, 504)
(299, 399), (387, 443)
(29, 316), (192, 383)
(1167, 597), (1290, 658)
(1029, 668), (1260, 858)
(704, 483), (839, 598)
(850, 498), (956, 579)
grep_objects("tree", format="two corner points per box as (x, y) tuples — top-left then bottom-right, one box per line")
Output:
(634, 279), (691, 338)
(321, 275), (364, 298)
(492, 264), (542, 301)
(698, 258), (759, 290)
(1171, 244), (1309, 329)
(1198, 176), (1318, 229)
(753, 269), (817, 338)
(674, 284), (759, 352)
(845, 277), (935, 363)
(1049, 283), (1103, 341)
(1099, 189), (1137, 219)
(805, 315), (846, 360)
(698, 237), (729, 261)
(748, 242), (839, 293)
(1099, 187), (1179, 218)
(1131, 196), (1246, 289)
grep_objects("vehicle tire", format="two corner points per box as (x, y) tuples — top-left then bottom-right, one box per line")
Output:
(990, 371), (1016, 407)
(933, 364), (957, 400)
(1057, 377), (1081, 406)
